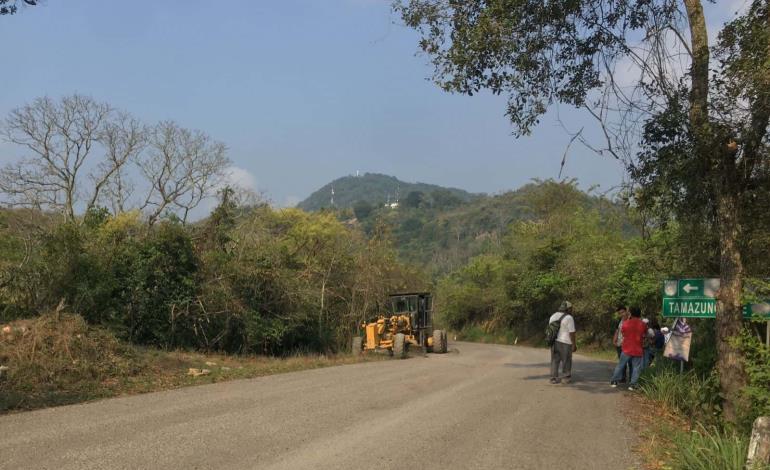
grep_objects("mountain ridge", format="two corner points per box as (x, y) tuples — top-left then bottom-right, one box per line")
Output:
(297, 173), (480, 211)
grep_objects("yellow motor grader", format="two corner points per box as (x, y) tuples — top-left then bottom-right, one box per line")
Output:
(352, 292), (447, 358)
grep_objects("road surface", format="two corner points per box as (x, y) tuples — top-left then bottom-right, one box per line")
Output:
(0, 342), (637, 469)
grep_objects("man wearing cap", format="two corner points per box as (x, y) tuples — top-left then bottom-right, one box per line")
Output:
(549, 301), (577, 384)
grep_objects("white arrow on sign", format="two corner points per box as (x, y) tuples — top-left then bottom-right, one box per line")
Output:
(683, 283), (699, 294)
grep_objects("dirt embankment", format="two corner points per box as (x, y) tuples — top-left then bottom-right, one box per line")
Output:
(0, 312), (380, 413)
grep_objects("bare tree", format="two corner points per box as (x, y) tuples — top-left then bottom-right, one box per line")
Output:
(1, 96), (229, 224)
(0, 95), (117, 220)
(98, 112), (147, 214)
(139, 120), (229, 225)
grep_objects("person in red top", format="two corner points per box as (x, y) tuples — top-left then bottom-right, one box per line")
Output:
(610, 306), (646, 390)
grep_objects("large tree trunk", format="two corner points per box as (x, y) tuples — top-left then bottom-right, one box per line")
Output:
(715, 187), (747, 423)
(684, 0), (748, 424)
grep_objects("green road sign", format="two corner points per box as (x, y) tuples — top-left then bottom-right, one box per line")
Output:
(663, 298), (718, 317)
(744, 303), (770, 317)
(662, 278), (770, 318)
(663, 278), (719, 299)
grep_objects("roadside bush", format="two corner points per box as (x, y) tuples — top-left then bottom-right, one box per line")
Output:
(0, 199), (427, 356)
(125, 222), (198, 347)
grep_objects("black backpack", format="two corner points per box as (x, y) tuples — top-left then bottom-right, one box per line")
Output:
(545, 313), (567, 347)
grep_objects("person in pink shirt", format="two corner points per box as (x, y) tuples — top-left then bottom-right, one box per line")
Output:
(610, 307), (646, 390)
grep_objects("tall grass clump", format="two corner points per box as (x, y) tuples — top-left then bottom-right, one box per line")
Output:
(638, 358), (770, 469)
(639, 361), (722, 427)
(665, 425), (751, 470)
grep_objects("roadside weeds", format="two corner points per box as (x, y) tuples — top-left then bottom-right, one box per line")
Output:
(626, 394), (758, 470)
(626, 393), (685, 469)
(1, 347), (387, 414)
(0, 313), (386, 414)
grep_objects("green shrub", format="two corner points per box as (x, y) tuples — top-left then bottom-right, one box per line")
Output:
(125, 222), (198, 347)
(734, 328), (770, 431)
(639, 361), (722, 427)
(665, 425), (750, 470)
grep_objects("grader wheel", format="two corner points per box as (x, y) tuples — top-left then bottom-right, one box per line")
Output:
(433, 329), (447, 354)
(393, 333), (407, 359)
(351, 336), (363, 355)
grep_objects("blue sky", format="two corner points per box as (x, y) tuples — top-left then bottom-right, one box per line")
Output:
(0, 0), (740, 207)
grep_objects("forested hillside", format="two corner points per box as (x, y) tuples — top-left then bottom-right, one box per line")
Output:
(297, 173), (477, 211)
(342, 178), (636, 276)
(341, 179), (648, 336)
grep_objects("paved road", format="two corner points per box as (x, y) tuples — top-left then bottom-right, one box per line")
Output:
(0, 342), (637, 470)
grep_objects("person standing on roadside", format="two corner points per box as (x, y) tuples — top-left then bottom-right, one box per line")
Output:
(643, 320), (663, 368)
(549, 301), (577, 384)
(612, 305), (631, 383)
(610, 307), (646, 390)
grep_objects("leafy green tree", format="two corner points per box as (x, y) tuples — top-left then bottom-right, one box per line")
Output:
(397, 0), (770, 423)
(352, 200), (374, 220)
(202, 186), (238, 251)
(403, 191), (425, 208)
(400, 217), (424, 235)
(431, 189), (463, 209)
(438, 254), (508, 331)
(434, 181), (638, 342)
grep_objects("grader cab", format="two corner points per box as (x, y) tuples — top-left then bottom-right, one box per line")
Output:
(352, 292), (447, 358)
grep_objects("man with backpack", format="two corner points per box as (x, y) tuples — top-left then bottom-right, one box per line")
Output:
(547, 301), (576, 384)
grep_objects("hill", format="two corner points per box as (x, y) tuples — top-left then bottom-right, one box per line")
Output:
(297, 173), (478, 212)
(353, 180), (636, 276)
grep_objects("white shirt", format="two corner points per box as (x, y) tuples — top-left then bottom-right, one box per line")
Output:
(549, 312), (576, 345)
(615, 319), (625, 347)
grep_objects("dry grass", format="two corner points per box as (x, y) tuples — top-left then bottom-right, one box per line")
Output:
(0, 312), (145, 411)
(625, 394), (689, 470)
(0, 313), (384, 413)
